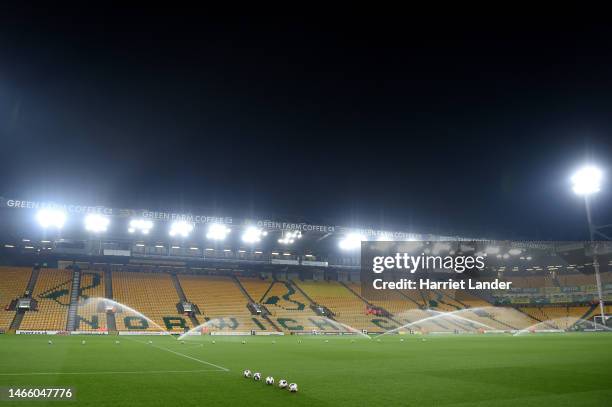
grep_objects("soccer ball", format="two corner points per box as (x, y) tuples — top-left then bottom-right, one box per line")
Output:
(265, 376), (274, 385)
(243, 369), (252, 378)
(115, 340), (120, 344)
(278, 379), (288, 389)
(47, 340), (52, 345)
(81, 340), (86, 345)
(241, 340), (246, 344)
(253, 372), (261, 381)
(288, 383), (298, 393)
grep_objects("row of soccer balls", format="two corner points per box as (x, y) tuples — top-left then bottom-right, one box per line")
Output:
(243, 370), (298, 393)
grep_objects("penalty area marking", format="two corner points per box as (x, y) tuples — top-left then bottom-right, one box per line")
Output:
(125, 338), (230, 372)
(0, 369), (223, 376)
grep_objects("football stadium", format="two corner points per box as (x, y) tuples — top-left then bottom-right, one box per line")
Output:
(1, 197), (611, 405)
(2, 13), (612, 407)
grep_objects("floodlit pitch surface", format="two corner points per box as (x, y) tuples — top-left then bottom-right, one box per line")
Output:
(1, 334), (611, 406)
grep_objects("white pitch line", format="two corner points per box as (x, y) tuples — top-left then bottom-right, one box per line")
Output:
(0, 369), (223, 376)
(149, 343), (230, 371)
(126, 338), (230, 372)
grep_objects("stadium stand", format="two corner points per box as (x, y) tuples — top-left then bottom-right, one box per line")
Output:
(347, 283), (511, 334)
(400, 288), (427, 308)
(20, 268), (72, 331)
(518, 305), (600, 329)
(238, 276), (273, 302)
(239, 277), (326, 332)
(455, 291), (491, 308)
(434, 288), (538, 330)
(112, 271), (189, 332)
(520, 306), (548, 322)
(178, 274), (273, 332)
(242, 278), (314, 315)
(420, 289), (459, 312)
(0, 267), (32, 331)
(506, 275), (556, 288)
(295, 280), (397, 332)
(346, 281), (421, 314)
(558, 273), (598, 286)
(0, 262), (608, 333)
(76, 271), (107, 331)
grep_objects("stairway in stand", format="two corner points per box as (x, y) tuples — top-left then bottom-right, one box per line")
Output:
(66, 268), (82, 331)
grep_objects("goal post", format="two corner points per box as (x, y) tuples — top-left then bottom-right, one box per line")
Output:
(593, 315), (611, 329)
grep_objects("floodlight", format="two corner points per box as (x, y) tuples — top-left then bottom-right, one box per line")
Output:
(169, 220), (193, 237)
(571, 165), (607, 324)
(508, 248), (522, 256)
(485, 246), (500, 255)
(206, 223), (231, 240)
(36, 209), (67, 229)
(571, 165), (602, 195)
(278, 230), (301, 245)
(432, 242), (451, 255)
(84, 214), (109, 233)
(128, 219), (153, 234)
(339, 233), (364, 250)
(242, 226), (267, 244)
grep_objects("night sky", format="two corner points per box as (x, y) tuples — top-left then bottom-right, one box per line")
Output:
(1, 14), (611, 240)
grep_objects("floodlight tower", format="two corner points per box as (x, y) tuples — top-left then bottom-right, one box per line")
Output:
(571, 165), (606, 326)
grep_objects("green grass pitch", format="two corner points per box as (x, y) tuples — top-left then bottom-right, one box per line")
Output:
(1, 333), (611, 406)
